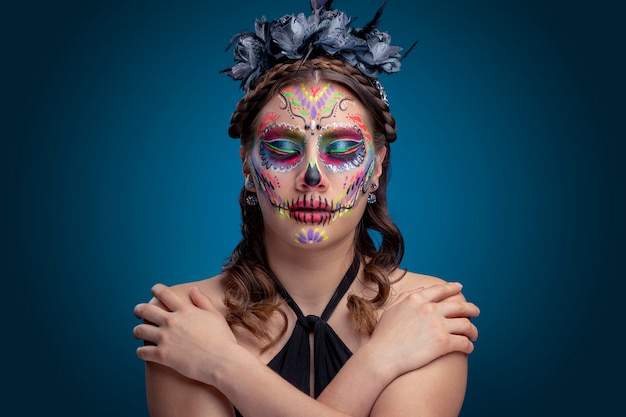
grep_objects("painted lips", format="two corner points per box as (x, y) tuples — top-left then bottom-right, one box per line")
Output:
(286, 196), (335, 224)
(289, 210), (332, 224)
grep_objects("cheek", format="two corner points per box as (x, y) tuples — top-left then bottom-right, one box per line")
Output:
(254, 164), (282, 193)
(250, 157), (288, 209)
(339, 146), (378, 199)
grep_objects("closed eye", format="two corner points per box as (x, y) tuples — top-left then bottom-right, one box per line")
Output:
(325, 139), (362, 156)
(259, 127), (306, 172)
(263, 139), (301, 156)
(318, 125), (367, 172)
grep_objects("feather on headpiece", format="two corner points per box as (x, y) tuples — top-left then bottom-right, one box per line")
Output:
(221, 0), (416, 96)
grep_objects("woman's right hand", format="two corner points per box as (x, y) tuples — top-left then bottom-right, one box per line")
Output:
(133, 283), (241, 386)
(367, 282), (480, 378)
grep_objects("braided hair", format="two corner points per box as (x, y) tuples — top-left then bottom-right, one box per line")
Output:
(221, 57), (405, 346)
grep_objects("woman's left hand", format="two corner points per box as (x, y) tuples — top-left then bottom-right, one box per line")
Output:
(132, 283), (238, 385)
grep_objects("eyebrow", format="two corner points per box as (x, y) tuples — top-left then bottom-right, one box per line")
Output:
(320, 125), (364, 140)
(260, 124), (306, 141)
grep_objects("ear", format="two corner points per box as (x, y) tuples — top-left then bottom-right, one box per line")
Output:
(240, 146), (251, 177)
(372, 145), (387, 182)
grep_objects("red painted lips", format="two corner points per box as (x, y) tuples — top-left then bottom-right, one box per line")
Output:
(287, 196), (334, 224)
(289, 210), (332, 224)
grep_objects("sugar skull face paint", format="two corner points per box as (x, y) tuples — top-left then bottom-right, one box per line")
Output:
(249, 81), (382, 243)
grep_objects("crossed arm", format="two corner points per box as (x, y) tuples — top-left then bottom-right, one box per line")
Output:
(133, 282), (479, 417)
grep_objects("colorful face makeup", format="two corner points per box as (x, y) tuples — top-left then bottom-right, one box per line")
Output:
(318, 123), (367, 173)
(259, 123), (306, 172)
(280, 83), (349, 129)
(295, 228), (328, 244)
(250, 82), (379, 243)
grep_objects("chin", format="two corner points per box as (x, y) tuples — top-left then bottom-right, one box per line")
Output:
(293, 226), (331, 245)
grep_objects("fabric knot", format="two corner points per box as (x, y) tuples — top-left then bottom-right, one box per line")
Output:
(298, 314), (321, 331)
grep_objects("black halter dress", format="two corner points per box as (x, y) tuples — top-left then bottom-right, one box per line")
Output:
(234, 256), (360, 416)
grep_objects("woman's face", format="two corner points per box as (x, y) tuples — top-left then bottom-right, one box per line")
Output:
(246, 81), (385, 246)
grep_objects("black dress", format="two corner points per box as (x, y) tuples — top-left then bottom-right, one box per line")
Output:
(234, 256), (360, 417)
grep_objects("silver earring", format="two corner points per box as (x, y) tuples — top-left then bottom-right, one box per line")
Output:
(367, 193), (377, 204)
(245, 195), (258, 206)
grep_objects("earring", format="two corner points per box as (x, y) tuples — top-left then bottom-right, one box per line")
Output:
(370, 182), (378, 191)
(367, 193), (377, 204)
(246, 195), (258, 206)
(245, 177), (254, 188)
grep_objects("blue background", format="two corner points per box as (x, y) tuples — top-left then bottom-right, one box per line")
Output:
(5, 0), (623, 415)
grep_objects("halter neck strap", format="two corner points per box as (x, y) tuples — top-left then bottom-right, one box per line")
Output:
(273, 255), (361, 328)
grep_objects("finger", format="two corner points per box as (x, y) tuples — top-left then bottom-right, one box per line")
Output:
(446, 317), (479, 341)
(133, 322), (161, 345)
(136, 344), (160, 363)
(189, 286), (218, 313)
(401, 282), (463, 305)
(438, 300), (480, 319)
(387, 286), (424, 307)
(134, 302), (168, 326)
(419, 282), (464, 303)
(449, 335), (475, 355)
(151, 283), (185, 312)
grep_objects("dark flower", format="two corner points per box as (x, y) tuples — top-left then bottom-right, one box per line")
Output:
(315, 10), (354, 54)
(272, 13), (312, 59)
(223, 0), (413, 92)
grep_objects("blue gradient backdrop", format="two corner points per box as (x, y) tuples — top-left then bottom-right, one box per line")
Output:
(5, 0), (623, 415)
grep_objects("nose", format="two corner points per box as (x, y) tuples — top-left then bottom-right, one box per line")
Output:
(297, 160), (327, 191)
(305, 162), (321, 186)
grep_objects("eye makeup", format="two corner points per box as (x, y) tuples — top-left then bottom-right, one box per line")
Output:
(259, 124), (306, 172)
(318, 123), (366, 173)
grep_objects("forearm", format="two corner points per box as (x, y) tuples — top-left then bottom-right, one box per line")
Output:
(209, 343), (395, 417)
(317, 343), (395, 417)
(211, 345), (353, 417)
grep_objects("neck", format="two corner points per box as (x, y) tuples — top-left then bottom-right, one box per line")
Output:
(264, 231), (358, 316)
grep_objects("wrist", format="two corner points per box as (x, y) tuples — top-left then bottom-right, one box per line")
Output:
(207, 344), (259, 388)
(358, 339), (400, 383)
(317, 342), (397, 417)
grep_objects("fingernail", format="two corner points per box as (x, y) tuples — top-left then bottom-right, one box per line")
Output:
(453, 282), (463, 289)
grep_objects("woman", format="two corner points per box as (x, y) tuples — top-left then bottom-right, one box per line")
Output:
(133, 1), (480, 416)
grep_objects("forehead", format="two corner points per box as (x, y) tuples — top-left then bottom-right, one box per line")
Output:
(258, 81), (370, 125)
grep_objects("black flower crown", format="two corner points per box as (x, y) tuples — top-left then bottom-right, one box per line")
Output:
(221, 0), (416, 98)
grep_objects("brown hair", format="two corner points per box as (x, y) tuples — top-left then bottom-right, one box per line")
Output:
(221, 57), (404, 347)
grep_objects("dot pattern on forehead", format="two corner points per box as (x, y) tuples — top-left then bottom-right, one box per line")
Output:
(297, 83), (332, 121)
(280, 83), (352, 128)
